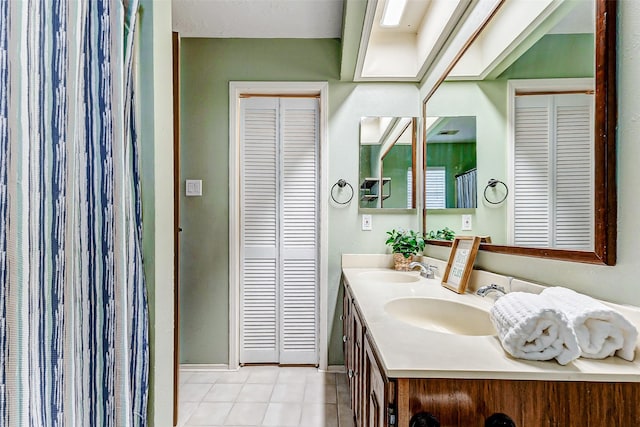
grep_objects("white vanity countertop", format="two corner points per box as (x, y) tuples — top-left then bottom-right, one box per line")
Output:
(342, 267), (640, 382)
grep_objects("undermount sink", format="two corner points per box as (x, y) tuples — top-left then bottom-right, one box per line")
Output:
(358, 271), (421, 283)
(384, 297), (496, 336)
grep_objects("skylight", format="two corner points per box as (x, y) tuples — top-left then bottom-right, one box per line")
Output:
(380, 0), (407, 27)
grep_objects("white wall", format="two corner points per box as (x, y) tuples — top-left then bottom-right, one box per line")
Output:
(138, 0), (175, 425)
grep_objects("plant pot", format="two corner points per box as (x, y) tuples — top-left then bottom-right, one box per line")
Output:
(393, 253), (413, 271)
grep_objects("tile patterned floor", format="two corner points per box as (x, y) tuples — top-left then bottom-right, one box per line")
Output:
(178, 366), (355, 427)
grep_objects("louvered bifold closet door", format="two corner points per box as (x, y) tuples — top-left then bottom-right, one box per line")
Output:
(513, 93), (594, 249)
(240, 98), (279, 363)
(513, 95), (551, 247)
(554, 94), (593, 250)
(279, 98), (319, 364)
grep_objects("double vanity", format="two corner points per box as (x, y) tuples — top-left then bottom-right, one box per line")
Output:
(341, 255), (640, 426)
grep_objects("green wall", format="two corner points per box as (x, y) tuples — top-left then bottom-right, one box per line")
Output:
(180, 38), (420, 365)
(426, 142), (476, 209)
(381, 144), (412, 208)
(499, 34), (595, 80)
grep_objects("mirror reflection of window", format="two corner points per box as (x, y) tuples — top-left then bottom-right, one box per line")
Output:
(425, 167), (446, 209)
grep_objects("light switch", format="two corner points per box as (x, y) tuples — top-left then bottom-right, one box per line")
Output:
(186, 179), (202, 196)
(362, 214), (372, 231)
(461, 214), (472, 231)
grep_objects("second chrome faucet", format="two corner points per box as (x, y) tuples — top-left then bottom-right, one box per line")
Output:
(476, 284), (507, 298)
(408, 262), (438, 279)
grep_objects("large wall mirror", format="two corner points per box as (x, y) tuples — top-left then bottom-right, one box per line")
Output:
(359, 116), (418, 210)
(422, 0), (616, 265)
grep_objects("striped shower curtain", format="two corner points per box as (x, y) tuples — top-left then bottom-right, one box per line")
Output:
(0, 1), (148, 426)
(455, 168), (477, 209)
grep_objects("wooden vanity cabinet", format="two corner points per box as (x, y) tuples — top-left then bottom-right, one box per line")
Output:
(343, 285), (366, 427)
(343, 281), (640, 427)
(394, 377), (640, 426)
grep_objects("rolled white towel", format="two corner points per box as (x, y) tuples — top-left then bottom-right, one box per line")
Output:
(490, 292), (580, 365)
(541, 287), (638, 361)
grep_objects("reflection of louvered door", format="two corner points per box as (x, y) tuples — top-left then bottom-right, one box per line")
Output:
(512, 93), (593, 250)
(240, 97), (319, 365)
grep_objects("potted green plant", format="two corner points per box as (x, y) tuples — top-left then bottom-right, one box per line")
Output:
(425, 227), (455, 241)
(385, 229), (426, 271)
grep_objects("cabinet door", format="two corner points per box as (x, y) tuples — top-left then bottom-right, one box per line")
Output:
(342, 285), (352, 376)
(365, 334), (393, 427)
(352, 305), (364, 427)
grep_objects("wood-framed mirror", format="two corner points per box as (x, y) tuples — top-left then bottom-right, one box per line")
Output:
(422, 0), (616, 265)
(359, 116), (418, 211)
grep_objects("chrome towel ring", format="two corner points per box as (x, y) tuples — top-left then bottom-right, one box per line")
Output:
(483, 178), (508, 205)
(331, 179), (354, 205)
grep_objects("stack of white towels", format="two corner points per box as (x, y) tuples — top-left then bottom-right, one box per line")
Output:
(489, 287), (638, 365)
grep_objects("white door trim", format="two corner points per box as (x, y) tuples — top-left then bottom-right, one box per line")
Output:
(229, 81), (329, 370)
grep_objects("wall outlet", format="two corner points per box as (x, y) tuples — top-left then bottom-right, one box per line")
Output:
(186, 179), (203, 196)
(461, 214), (472, 231)
(362, 214), (372, 231)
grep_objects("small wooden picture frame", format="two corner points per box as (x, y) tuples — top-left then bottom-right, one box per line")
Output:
(441, 236), (481, 294)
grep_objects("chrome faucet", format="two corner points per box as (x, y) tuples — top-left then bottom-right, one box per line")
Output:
(476, 283), (507, 298)
(408, 262), (438, 279)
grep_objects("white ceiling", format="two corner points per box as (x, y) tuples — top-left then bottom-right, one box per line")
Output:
(172, 0), (345, 38)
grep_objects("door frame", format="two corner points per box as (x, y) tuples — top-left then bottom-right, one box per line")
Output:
(229, 81), (329, 370)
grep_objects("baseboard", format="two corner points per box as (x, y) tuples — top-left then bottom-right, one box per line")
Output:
(179, 363), (232, 371)
(180, 363), (345, 373)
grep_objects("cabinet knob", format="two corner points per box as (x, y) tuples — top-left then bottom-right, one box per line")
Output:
(485, 413), (516, 427)
(348, 369), (354, 379)
(342, 335), (347, 343)
(409, 412), (440, 427)
(340, 315), (344, 321)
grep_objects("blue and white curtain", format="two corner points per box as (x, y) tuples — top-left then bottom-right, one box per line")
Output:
(455, 168), (477, 209)
(0, 1), (148, 426)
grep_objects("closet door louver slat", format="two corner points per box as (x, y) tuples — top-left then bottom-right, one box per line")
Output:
(554, 99), (593, 250)
(240, 98), (279, 363)
(513, 102), (550, 247)
(280, 99), (319, 364)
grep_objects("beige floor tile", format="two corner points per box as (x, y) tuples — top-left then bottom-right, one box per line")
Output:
(203, 384), (244, 402)
(300, 403), (338, 427)
(236, 383), (274, 402)
(270, 383), (305, 403)
(177, 401), (199, 427)
(303, 382), (337, 404)
(245, 366), (280, 384)
(181, 383), (214, 402)
(216, 370), (251, 384)
(187, 371), (223, 384)
(306, 371), (336, 385)
(262, 402), (303, 426)
(276, 367), (315, 384)
(186, 402), (234, 425)
(224, 402), (268, 425)
(180, 371), (195, 384)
